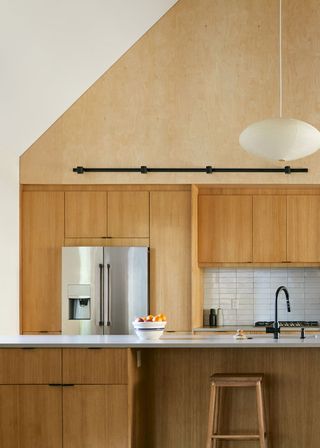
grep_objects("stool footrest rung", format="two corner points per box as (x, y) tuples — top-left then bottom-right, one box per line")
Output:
(212, 434), (260, 441)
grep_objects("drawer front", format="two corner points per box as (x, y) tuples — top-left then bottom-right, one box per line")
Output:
(62, 349), (128, 384)
(0, 349), (61, 384)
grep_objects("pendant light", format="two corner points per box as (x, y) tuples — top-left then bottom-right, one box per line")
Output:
(239, 0), (320, 161)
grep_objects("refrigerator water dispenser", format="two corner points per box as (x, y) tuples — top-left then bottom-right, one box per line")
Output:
(69, 297), (91, 320)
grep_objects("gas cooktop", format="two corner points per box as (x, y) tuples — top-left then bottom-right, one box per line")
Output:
(255, 321), (319, 327)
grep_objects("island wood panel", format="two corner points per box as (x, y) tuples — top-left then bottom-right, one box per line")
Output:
(19, 385), (62, 448)
(198, 195), (253, 263)
(63, 385), (128, 448)
(253, 195), (287, 262)
(21, 191), (64, 333)
(108, 191), (150, 238)
(65, 191), (107, 238)
(0, 386), (19, 448)
(287, 195), (320, 262)
(62, 349), (128, 384)
(143, 348), (320, 448)
(150, 191), (191, 331)
(0, 349), (61, 384)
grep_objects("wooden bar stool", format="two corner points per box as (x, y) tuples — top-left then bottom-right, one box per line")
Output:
(206, 373), (267, 448)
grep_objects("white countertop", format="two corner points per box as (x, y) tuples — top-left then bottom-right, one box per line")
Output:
(0, 334), (320, 348)
(193, 326), (320, 332)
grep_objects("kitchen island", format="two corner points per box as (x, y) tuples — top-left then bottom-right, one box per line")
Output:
(0, 334), (319, 447)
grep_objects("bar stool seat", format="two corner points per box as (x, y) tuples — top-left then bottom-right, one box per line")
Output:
(206, 373), (267, 448)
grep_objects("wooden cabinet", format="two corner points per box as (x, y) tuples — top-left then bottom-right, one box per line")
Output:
(0, 386), (19, 447)
(150, 191), (191, 331)
(287, 195), (320, 262)
(0, 348), (61, 384)
(0, 348), (132, 447)
(62, 348), (128, 448)
(21, 192), (64, 333)
(65, 190), (150, 239)
(65, 192), (107, 238)
(63, 349), (128, 384)
(63, 385), (128, 448)
(108, 191), (149, 237)
(198, 195), (252, 263)
(0, 385), (62, 448)
(198, 191), (320, 264)
(19, 385), (62, 448)
(253, 195), (287, 262)
(0, 348), (62, 447)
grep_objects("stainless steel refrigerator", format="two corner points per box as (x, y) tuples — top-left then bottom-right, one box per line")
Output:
(62, 246), (149, 335)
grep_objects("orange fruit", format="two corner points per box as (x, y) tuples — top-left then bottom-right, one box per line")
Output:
(145, 315), (154, 322)
(159, 313), (167, 321)
(152, 315), (162, 322)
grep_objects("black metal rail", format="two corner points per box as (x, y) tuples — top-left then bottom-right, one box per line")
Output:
(73, 165), (308, 175)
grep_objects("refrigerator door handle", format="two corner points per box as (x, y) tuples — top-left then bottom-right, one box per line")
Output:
(99, 263), (104, 327)
(106, 264), (111, 326)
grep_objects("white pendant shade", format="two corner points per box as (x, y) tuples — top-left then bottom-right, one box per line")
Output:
(239, 118), (320, 161)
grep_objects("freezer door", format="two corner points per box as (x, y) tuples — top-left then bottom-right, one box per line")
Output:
(103, 247), (149, 334)
(62, 247), (104, 335)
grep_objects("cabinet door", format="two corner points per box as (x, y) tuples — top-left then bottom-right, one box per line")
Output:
(63, 385), (128, 448)
(108, 191), (149, 238)
(287, 195), (320, 262)
(253, 195), (287, 262)
(22, 192), (64, 332)
(150, 191), (191, 331)
(0, 386), (19, 448)
(19, 385), (62, 448)
(198, 195), (252, 263)
(65, 192), (107, 238)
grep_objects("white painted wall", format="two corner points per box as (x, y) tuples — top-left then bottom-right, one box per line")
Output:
(0, 0), (177, 334)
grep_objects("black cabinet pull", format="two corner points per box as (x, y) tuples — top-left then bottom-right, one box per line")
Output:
(48, 384), (75, 387)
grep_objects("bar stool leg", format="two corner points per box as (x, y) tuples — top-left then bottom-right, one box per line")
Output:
(213, 386), (220, 439)
(256, 381), (267, 448)
(206, 383), (218, 448)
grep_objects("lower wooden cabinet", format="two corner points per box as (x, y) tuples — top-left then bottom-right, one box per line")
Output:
(20, 386), (62, 448)
(0, 385), (62, 448)
(0, 386), (19, 448)
(63, 385), (128, 448)
(0, 349), (131, 447)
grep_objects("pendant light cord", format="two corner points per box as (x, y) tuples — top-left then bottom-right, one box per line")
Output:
(279, 0), (283, 118)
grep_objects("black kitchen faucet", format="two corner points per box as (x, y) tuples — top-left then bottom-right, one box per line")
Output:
(266, 286), (291, 339)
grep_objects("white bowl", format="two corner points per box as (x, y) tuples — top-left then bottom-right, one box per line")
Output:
(132, 321), (167, 340)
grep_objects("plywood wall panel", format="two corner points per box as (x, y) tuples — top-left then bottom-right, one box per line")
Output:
(20, 0), (320, 185)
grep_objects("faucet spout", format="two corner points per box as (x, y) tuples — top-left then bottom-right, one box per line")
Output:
(273, 286), (291, 339)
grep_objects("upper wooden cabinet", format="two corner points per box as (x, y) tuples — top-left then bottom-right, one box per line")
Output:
(65, 191), (150, 239)
(198, 191), (320, 264)
(287, 195), (320, 262)
(108, 191), (149, 238)
(22, 192), (64, 333)
(198, 195), (253, 263)
(150, 191), (191, 331)
(253, 195), (287, 262)
(65, 192), (107, 238)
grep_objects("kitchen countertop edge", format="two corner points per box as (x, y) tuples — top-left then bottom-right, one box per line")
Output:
(0, 334), (320, 348)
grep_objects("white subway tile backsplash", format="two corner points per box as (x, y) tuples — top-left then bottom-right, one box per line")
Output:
(204, 267), (320, 326)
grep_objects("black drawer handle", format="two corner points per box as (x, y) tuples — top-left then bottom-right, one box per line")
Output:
(48, 384), (75, 387)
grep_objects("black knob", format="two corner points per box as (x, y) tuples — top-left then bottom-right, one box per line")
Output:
(300, 327), (305, 339)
